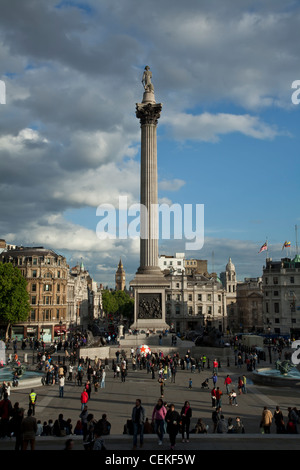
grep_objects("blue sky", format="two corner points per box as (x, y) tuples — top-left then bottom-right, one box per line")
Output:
(0, 0), (299, 286)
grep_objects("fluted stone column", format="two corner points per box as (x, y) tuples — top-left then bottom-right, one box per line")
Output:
(130, 67), (169, 331)
(136, 100), (162, 274)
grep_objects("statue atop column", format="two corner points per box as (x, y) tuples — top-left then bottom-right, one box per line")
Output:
(142, 66), (154, 93)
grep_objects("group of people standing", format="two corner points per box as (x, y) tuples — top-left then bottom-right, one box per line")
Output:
(132, 398), (192, 450)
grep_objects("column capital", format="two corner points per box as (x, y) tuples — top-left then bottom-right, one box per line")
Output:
(136, 102), (162, 126)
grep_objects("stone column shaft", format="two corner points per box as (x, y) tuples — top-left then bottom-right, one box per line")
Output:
(136, 102), (162, 274)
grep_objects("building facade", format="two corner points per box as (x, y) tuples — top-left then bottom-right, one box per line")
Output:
(0, 245), (102, 341)
(236, 277), (263, 333)
(165, 272), (226, 333)
(262, 256), (300, 337)
(158, 253), (185, 274)
(0, 246), (69, 342)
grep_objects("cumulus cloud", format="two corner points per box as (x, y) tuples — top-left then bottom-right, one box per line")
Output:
(163, 112), (281, 142)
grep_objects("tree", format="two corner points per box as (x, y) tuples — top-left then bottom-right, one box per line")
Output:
(0, 263), (31, 340)
(101, 289), (134, 319)
(101, 290), (118, 315)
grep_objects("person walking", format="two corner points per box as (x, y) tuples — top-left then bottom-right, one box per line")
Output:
(224, 375), (232, 395)
(165, 403), (180, 450)
(132, 399), (146, 450)
(0, 392), (13, 438)
(242, 375), (247, 394)
(28, 389), (37, 416)
(79, 406), (89, 442)
(152, 398), (167, 445)
(229, 389), (238, 406)
(21, 409), (37, 451)
(274, 406), (285, 434)
(211, 387), (217, 407)
(261, 406), (273, 434)
(215, 387), (223, 408)
(101, 370), (106, 389)
(59, 375), (65, 398)
(212, 407), (221, 433)
(180, 401), (192, 443)
(80, 389), (89, 411)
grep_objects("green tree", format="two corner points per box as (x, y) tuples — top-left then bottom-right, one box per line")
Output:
(0, 263), (31, 340)
(101, 289), (118, 315)
(101, 289), (134, 319)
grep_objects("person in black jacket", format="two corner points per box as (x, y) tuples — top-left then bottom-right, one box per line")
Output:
(165, 404), (180, 450)
(180, 401), (192, 442)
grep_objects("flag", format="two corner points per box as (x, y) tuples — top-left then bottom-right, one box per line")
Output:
(259, 242), (268, 253)
(282, 241), (291, 250)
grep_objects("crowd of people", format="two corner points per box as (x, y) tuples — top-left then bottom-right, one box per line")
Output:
(0, 334), (299, 450)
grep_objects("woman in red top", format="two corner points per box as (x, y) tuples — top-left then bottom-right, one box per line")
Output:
(80, 389), (89, 410)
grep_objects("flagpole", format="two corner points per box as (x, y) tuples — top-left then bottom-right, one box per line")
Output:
(296, 225), (299, 255)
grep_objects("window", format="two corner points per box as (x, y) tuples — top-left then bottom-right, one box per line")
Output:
(188, 307), (193, 315)
(266, 303), (269, 313)
(290, 277), (295, 284)
(30, 310), (36, 321)
(198, 306), (202, 314)
(175, 306), (180, 314)
(207, 294), (211, 302)
(188, 294), (192, 301)
(57, 296), (60, 304)
(207, 306), (212, 315)
(273, 277), (278, 285)
(32, 270), (37, 278)
(274, 291), (279, 297)
(218, 295), (221, 302)
(274, 303), (279, 313)
(198, 294), (202, 301)
(265, 277), (268, 285)
(31, 284), (36, 292)
(176, 283), (180, 288)
(44, 284), (52, 292)
(31, 296), (36, 305)
(57, 271), (61, 278)
(33, 258), (37, 265)
(167, 294), (171, 301)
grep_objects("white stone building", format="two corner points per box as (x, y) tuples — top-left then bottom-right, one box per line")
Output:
(262, 256), (300, 337)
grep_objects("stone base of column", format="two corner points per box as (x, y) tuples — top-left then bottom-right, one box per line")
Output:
(130, 272), (170, 331)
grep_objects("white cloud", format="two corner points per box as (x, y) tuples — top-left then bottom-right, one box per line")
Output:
(164, 112), (281, 142)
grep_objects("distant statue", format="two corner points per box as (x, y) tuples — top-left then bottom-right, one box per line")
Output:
(142, 66), (154, 93)
(275, 359), (295, 375)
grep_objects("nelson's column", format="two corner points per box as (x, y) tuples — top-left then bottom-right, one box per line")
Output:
(130, 66), (169, 331)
